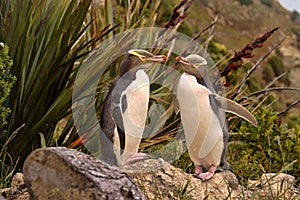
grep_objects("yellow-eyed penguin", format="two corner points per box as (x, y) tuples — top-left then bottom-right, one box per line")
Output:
(176, 54), (257, 180)
(100, 49), (167, 165)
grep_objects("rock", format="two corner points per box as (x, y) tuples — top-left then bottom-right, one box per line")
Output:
(0, 188), (10, 199)
(23, 147), (146, 200)
(247, 173), (300, 199)
(120, 159), (243, 199)
(13, 147), (300, 199)
(121, 159), (300, 199)
(260, 173), (295, 191)
(11, 173), (26, 192)
(0, 173), (30, 200)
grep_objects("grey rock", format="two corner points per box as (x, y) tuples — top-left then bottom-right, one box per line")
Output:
(23, 147), (146, 200)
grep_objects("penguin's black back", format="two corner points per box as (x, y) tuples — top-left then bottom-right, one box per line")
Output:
(208, 94), (231, 170)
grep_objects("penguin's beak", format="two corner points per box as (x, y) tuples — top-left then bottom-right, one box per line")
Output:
(176, 56), (191, 66)
(146, 55), (168, 62)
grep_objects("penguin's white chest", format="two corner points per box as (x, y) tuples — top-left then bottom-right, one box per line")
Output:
(120, 70), (150, 133)
(177, 73), (223, 167)
(113, 69), (150, 164)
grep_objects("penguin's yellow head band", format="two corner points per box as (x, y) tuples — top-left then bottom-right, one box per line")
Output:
(176, 54), (207, 69)
(128, 49), (167, 62)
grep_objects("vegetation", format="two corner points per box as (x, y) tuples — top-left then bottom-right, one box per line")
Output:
(0, 43), (15, 137)
(237, 0), (254, 5)
(0, 0), (165, 180)
(0, 0), (299, 195)
(268, 54), (290, 85)
(228, 108), (300, 186)
(291, 27), (300, 49)
(262, 64), (275, 82)
(0, 43), (16, 188)
(0, 0), (98, 167)
(290, 10), (300, 23)
(259, 0), (274, 7)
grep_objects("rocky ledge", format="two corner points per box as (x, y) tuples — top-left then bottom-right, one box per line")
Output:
(1, 147), (299, 199)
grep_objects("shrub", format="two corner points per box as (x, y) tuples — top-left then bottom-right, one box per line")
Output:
(268, 54), (290, 85)
(290, 10), (300, 23)
(0, 43), (16, 189)
(208, 40), (229, 62)
(0, 43), (15, 138)
(259, 0), (274, 7)
(262, 64), (275, 82)
(269, 55), (284, 76)
(237, 0), (253, 5)
(228, 108), (300, 186)
(291, 27), (300, 49)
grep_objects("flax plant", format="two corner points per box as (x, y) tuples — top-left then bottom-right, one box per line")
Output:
(0, 0), (104, 166)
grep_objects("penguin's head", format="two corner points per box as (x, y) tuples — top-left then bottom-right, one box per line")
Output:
(119, 49), (167, 76)
(176, 54), (207, 75)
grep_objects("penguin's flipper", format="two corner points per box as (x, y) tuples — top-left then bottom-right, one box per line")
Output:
(209, 94), (258, 127)
(112, 100), (126, 152)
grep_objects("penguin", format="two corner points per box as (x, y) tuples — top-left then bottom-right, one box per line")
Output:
(176, 54), (257, 180)
(100, 49), (167, 166)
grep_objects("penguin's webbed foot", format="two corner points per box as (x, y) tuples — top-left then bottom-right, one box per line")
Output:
(194, 165), (217, 181)
(123, 153), (151, 165)
(194, 165), (202, 175)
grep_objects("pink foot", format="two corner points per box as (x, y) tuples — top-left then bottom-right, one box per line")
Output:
(198, 165), (217, 181)
(194, 165), (202, 176)
(123, 153), (150, 165)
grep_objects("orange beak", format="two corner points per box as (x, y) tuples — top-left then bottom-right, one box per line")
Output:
(146, 55), (168, 62)
(176, 56), (191, 65)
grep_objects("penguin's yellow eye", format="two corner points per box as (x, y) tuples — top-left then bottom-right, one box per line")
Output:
(139, 56), (147, 61)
